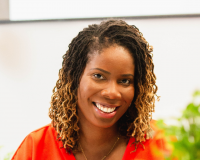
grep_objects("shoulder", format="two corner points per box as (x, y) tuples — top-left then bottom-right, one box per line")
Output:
(18, 124), (57, 149)
(27, 124), (56, 141)
(122, 120), (166, 160)
(11, 124), (72, 160)
(11, 124), (53, 159)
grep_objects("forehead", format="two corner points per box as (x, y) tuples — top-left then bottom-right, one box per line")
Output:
(86, 45), (134, 73)
(88, 44), (134, 62)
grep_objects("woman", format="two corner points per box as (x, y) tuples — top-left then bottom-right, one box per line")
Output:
(12, 20), (164, 160)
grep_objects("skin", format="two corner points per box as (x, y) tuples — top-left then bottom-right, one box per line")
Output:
(75, 45), (135, 160)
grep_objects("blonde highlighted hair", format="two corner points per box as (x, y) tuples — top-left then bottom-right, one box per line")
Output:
(49, 19), (159, 152)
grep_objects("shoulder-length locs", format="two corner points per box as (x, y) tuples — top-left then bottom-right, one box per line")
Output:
(49, 19), (159, 152)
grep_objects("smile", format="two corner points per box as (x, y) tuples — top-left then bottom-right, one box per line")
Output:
(93, 102), (117, 113)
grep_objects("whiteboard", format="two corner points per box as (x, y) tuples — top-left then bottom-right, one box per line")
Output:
(9, 0), (200, 21)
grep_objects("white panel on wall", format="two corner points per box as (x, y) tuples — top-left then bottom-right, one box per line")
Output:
(9, 0), (200, 21)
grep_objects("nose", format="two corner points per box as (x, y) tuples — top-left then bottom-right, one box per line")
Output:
(101, 82), (121, 100)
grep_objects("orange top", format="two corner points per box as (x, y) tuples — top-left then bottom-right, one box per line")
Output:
(12, 121), (166, 160)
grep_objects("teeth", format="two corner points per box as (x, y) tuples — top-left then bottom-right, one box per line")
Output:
(96, 103), (116, 113)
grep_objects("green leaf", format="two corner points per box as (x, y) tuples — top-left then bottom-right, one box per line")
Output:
(157, 90), (200, 159)
(193, 90), (200, 97)
(3, 151), (14, 160)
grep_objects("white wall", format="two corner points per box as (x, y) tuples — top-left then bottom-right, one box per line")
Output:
(0, 17), (200, 156)
(9, 0), (200, 20)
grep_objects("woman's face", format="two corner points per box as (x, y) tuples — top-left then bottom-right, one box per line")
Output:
(77, 45), (135, 129)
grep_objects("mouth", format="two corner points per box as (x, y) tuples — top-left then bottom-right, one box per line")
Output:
(93, 102), (118, 113)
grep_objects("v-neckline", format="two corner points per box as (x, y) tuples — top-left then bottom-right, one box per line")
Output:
(66, 137), (136, 160)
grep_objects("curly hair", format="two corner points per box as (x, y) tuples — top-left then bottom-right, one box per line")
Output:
(49, 19), (158, 153)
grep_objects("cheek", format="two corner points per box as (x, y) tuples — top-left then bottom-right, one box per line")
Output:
(78, 77), (89, 97)
(124, 87), (135, 104)
(77, 79), (88, 106)
(82, 78), (103, 94)
(78, 78), (97, 102)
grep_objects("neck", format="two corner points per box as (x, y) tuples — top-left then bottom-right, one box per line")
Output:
(76, 120), (120, 160)
(79, 120), (118, 147)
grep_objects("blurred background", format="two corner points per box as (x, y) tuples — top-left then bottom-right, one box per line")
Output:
(0, 0), (200, 158)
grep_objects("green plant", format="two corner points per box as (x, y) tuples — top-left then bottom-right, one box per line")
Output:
(3, 152), (13, 160)
(157, 90), (200, 160)
(0, 146), (14, 160)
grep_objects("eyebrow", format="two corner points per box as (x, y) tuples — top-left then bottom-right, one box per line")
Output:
(90, 68), (134, 77)
(121, 74), (134, 78)
(90, 68), (110, 74)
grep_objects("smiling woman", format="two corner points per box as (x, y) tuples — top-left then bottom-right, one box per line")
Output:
(11, 20), (164, 160)
(77, 45), (135, 129)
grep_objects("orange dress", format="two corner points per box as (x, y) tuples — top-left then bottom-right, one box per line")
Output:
(12, 122), (166, 160)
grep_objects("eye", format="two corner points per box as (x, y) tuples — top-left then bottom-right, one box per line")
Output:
(93, 74), (105, 80)
(120, 79), (131, 85)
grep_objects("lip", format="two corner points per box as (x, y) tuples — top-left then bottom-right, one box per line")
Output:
(92, 102), (119, 119)
(94, 102), (119, 108)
